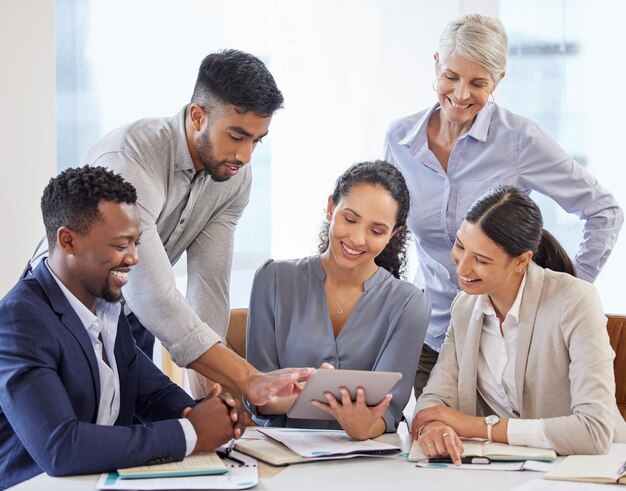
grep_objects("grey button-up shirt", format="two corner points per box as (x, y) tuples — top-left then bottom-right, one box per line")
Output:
(81, 106), (251, 366)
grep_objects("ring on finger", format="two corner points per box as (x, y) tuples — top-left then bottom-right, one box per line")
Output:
(442, 432), (450, 438)
(426, 443), (434, 447)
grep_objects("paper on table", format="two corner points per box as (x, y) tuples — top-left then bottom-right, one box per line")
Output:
(416, 461), (525, 471)
(257, 428), (400, 458)
(523, 460), (559, 472)
(512, 477), (617, 490)
(415, 460), (556, 472)
(97, 450), (258, 490)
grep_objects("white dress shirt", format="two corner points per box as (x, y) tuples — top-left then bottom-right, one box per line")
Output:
(474, 273), (552, 449)
(45, 261), (196, 454)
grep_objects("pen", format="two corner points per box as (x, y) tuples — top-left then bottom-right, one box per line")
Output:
(427, 457), (491, 465)
(217, 441), (246, 466)
(216, 450), (246, 466)
(224, 439), (235, 456)
(618, 459), (626, 475)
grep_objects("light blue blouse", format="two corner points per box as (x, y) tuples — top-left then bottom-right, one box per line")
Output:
(246, 256), (430, 431)
(384, 102), (623, 352)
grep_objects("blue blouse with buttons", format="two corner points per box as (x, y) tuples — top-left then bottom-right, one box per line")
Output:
(246, 255), (430, 431)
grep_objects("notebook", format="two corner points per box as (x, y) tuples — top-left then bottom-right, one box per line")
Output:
(235, 428), (401, 466)
(98, 450), (258, 490)
(116, 451), (228, 479)
(544, 455), (626, 484)
(409, 438), (557, 462)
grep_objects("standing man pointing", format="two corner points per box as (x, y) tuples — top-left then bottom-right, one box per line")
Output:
(31, 49), (310, 403)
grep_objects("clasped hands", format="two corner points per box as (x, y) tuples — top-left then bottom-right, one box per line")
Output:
(183, 383), (246, 452)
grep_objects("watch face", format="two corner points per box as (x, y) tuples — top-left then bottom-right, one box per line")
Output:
(485, 415), (500, 426)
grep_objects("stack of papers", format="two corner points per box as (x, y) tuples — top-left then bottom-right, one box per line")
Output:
(235, 428), (401, 466)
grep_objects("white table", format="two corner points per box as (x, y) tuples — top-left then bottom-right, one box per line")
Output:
(8, 434), (541, 491)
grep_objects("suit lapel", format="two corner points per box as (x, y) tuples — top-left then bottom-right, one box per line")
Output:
(32, 262), (102, 407)
(458, 299), (483, 414)
(514, 261), (545, 416)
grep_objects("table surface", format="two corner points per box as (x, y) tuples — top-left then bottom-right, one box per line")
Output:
(7, 433), (543, 491)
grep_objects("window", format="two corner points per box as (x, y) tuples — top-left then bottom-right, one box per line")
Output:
(498, 0), (626, 310)
(57, 0), (625, 314)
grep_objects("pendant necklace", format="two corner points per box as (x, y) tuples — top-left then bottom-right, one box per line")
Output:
(326, 285), (363, 315)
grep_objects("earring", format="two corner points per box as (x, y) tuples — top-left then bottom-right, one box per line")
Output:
(432, 78), (440, 92)
(489, 92), (496, 104)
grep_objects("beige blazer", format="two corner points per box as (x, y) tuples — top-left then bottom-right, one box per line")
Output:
(416, 261), (626, 455)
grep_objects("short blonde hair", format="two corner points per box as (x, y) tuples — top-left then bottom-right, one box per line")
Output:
(438, 13), (508, 82)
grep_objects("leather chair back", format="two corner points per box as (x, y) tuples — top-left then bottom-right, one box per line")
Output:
(606, 314), (626, 421)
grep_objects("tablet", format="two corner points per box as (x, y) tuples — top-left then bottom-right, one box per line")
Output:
(286, 369), (402, 420)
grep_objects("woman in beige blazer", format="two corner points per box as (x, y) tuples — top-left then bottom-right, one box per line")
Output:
(412, 185), (626, 462)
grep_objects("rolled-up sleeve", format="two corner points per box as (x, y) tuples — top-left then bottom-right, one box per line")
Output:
(92, 151), (222, 367)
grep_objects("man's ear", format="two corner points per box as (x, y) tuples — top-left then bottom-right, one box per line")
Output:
(57, 226), (78, 255)
(188, 103), (206, 132)
(326, 196), (334, 221)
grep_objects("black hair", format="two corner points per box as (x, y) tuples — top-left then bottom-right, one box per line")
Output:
(318, 160), (410, 279)
(464, 185), (576, 276)
(41, 165), (137, 249)
(191, 49), (284, 117)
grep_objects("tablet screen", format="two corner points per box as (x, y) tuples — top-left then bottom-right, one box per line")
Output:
(286, 369), (402, 420)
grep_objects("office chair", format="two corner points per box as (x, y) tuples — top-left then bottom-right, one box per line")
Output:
(606, 314), (626, 421)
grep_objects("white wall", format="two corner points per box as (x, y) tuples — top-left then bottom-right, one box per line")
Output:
(0, 0), (56, 296)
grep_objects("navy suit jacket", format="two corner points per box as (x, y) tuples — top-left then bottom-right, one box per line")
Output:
(0, 263), (195, 490)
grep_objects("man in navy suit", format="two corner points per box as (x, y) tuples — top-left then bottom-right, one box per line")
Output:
(0, 166), (245, 490)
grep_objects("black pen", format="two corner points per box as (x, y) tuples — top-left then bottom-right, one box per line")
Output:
(427, 457), (491, 465)
(216, 449), (246, 466)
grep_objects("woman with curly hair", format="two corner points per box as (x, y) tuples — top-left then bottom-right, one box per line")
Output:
(245, 160), (430, 439)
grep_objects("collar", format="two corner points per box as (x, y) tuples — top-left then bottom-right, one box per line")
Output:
(311, 255), (389, 291)
(398, 101), (494, 152)
(472, 271), (527, 323)
(172, 105), (197, 174)
(44, 260), (121, 334)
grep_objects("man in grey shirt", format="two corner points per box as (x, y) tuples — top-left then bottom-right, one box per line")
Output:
(31, 50), (310, 405)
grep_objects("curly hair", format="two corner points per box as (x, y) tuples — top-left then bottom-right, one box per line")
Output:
(318, 160), (410, 279)
(41, 165), (137, 249)
(191, 49), (284, 117)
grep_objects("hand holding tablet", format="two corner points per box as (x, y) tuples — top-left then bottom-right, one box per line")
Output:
(286, 369), (402, 420)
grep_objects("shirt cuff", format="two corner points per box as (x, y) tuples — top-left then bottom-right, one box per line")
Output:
(178, 418), (198, 456)
(507, 418), (552, 449)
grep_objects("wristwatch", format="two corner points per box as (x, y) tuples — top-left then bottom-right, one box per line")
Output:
(485, 414), (500, 441)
